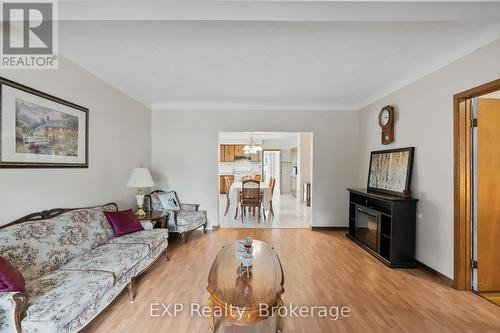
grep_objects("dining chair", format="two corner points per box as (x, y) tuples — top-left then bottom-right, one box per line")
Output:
(269, 177), (276, 216)
(236, 179), (263, 223)
(223, 176), (232, 216)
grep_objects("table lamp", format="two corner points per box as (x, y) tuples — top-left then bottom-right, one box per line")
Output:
(126, 167), (154, 218)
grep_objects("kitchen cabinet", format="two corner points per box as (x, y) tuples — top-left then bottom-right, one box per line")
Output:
(219, 144), (260, 162)
(220, 145), (225, 162)
(234, 145), (244, 158)
(219, 175), (234, 194)
(250, 152), (260, 162)
(224, 145), (235, 162)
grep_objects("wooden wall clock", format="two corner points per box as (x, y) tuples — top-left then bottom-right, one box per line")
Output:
(379, 105), (394, 145)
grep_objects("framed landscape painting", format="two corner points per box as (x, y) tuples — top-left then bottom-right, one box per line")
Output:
(0, 77), (88, 168)
(367, 147), (414, 197)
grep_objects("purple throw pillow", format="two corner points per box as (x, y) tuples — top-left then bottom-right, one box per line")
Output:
(104, 209), (144, 237)
(0, 257), (25, 292)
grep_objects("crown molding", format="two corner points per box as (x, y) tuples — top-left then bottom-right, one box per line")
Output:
(59, 1), (500, 22)
(151, 102), (358, 112)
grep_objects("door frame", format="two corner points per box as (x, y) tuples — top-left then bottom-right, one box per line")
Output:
(262, 149), (282, 193)
(454, 78), (500, 290)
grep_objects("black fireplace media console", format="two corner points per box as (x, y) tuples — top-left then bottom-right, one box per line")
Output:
(347, 188), (418, 268)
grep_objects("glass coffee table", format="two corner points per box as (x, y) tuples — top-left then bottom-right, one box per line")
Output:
(206, 240), (285, 332)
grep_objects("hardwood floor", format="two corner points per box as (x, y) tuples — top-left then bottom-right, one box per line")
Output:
(479, 292), (500, 307)
(83, 229), (500, 333)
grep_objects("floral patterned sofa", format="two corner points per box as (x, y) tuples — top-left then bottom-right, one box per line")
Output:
(0, 203), (168, 333)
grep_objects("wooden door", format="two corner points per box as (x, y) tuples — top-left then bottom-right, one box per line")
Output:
(477, 98), (500, 292)
(224, 145), (235, 162)
(234, 145), (244, 158)
(220, 145), (225, 162)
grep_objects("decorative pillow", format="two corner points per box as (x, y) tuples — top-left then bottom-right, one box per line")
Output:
(104, 209), (144, 237)
(0, 256), (25, 292)
(158, 192), (180, 210)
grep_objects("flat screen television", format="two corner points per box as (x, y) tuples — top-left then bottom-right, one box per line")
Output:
(367, 147), (415, 197)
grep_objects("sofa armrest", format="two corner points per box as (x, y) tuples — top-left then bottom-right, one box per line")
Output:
(140, 220), (154, 230)
(180, 204), (199, 212)
(0, 292), (29, 333)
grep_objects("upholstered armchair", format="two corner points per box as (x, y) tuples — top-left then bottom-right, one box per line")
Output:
(145, 190), (207, 242)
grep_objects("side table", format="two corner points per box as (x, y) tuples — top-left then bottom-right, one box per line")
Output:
(137, 210), (168, 229)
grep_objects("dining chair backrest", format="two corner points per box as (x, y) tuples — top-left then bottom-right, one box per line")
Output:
(224, 176), (232, 196)
(270, 177), (276, 196)
(241, 179), (261, 199)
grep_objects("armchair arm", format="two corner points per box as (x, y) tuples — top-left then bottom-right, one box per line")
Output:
(0, 292), (29, 333)
(163, 210), (178, 226)
(180, 204), (199, 212)
(139, 220), (154, 231)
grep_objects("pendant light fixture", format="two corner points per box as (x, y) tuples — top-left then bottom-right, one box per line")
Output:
(243, 133), (262, 154)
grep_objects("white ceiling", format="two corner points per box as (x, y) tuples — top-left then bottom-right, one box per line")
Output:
(57, 1), (500, 111)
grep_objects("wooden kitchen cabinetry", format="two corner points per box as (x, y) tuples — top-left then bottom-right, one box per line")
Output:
(234, 145), (244, 158)
(219, 144), (259, 162)
(220, 145), (225, 162)
(220, 145), (235, 162)
(219, 175), (234, 194)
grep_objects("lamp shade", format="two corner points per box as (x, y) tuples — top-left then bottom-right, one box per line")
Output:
(126, 168), (154, 188)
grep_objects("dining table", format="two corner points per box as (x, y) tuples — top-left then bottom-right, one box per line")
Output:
(229, 181), (272, 212)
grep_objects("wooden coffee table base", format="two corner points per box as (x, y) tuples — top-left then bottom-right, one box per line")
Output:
(207, 295), (284, 333)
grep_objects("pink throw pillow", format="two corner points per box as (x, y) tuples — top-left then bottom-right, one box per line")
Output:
(0, 257), (25, 292)
(104, 209), (144, 237)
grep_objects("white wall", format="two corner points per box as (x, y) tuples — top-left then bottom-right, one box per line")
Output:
(262, 135), (298, 194)
(356, 39), (500, 278)
(298, 132), (313, 202)
(0, 56), (151, 225)
(151, 110), (358, 228)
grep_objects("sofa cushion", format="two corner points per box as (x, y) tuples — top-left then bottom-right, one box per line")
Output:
(158, 192), (180, 210)
(168, 210), (207, 233)
(104, 209), (144, 237)
(0, 257), (25, 292)
(23, 269), (114, 332)
(0, 204), (117, 282)
(107, 229), (168, 251)
(60, 243), (149, 281)
(149, 191), (165, 211)
(177, 210), (206, 227)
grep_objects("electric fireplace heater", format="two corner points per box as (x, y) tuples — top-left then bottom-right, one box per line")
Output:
(355, 206), (380, 252)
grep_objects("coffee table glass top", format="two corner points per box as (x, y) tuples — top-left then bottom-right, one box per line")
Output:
(207, 240), (284, 310)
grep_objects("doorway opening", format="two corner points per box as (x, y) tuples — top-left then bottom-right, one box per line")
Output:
(262, 150), (281, 195)
(218, 132), (312, 228)
(454, 79), (500, 307)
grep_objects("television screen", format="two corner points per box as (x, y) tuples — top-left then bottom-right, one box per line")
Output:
(367, 147), (414, 196)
